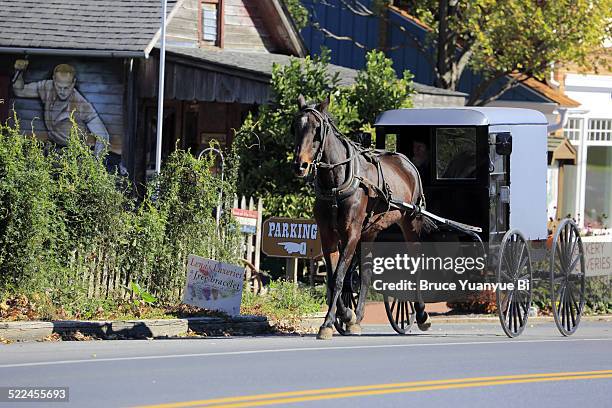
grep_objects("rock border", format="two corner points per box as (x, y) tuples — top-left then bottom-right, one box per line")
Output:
(0, 315), (271, 342)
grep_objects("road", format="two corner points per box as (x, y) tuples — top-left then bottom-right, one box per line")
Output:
(0, 320), (611, 408)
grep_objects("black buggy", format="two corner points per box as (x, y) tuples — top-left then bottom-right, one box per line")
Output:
(335, 107), (585, 338)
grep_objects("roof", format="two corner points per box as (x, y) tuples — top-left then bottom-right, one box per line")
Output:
(166, 46), (356, 86)
(0, 0), (180, 57)
(265, 0), (308, 57)
(375, 107), (548, 127)
(510, 74), (581, 108)
(548, 136), (577, 162)
(166, 46), (466, 95)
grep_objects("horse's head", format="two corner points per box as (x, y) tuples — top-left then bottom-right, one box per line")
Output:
(292, 94), (330, 178)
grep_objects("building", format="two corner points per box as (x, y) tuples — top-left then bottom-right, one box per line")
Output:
(0, 0), (466, 187)
(557, 50), (612, 231)
(0, 0), (309, 183)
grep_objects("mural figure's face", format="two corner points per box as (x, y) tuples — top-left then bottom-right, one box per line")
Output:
(53, 72), (76, 100)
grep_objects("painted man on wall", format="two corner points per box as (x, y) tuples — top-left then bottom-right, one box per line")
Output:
(12, 60), (109, 156)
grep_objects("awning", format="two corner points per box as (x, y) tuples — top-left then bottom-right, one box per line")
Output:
(548, 136), (577, 163)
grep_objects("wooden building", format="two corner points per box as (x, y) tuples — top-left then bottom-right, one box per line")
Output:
(0, 0), (464, 185)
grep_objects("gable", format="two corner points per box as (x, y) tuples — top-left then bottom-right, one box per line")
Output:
(166, 0), (305, 55)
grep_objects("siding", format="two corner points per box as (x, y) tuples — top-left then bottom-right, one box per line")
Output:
(301, 0), (378, 69)
(224, 0), (275, 51)
(167, 0), (199, 47)
(167, 0), (278, 52)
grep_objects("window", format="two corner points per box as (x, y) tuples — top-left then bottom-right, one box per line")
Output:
(588, 119), (612, 142)
(584, 146), (612, 229)
(563, 117), (582, 142)
(435, 128), (477, 179)
(385, 133), (397, 152)
(201, 0), (222, 46)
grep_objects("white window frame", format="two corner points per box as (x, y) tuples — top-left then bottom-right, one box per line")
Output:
(569, 115), (612, 231)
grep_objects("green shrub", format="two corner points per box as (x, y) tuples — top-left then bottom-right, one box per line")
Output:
(0, 119), (58, 290)
(532, 275), (611, 315)
(241, 280), (325, 322)
(0, 120), (241, 308)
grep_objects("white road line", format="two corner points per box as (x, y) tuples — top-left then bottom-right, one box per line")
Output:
(0, 338), (610, 369)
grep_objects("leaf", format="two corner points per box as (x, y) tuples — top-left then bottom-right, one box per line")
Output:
(130, 281), (142, 296)
(141, 292), (157, 304)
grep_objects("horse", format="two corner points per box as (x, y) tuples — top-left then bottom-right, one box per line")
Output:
(292, 95), (432, 339)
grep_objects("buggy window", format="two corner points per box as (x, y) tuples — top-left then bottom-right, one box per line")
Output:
(435, 128), (477, 179)
(385, 133), (397, 152)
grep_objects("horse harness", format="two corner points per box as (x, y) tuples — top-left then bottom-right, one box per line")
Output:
(301, 107), (425, 233)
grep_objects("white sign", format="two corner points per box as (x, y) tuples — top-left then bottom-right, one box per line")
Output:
(582, 237), (612, 277)
(183, 255), (244, 315)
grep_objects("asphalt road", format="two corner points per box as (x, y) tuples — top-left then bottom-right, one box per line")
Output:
(0, 320), (611, 408)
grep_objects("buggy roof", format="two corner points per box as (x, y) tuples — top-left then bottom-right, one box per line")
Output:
(375, 107), (548, 127)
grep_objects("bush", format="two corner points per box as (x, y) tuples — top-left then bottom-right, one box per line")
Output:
(241, 280), (325, 323)
(0, 121), (58, 290)
(0, 119), (241, 308)
(532, 275), (611, 316)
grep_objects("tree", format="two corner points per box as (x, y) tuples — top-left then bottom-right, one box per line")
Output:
(305, 0), (612, 105)
(235, 50), (413, 217)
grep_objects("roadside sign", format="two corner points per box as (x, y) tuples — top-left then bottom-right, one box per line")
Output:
(582, 236), (612, 277)
(183, 255), (244, 316)
(261, 217), (322, 258)
(232, 208), (258, 234)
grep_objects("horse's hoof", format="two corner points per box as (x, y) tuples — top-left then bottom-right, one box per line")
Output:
(345, 309), (357, 325)
(317, 326), (334, 340)
(346, 323), (362, 335)
(417, 314), (432, 331)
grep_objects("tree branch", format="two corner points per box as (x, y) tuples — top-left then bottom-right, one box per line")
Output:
(311, 22), (369, 49)
(337, 0), (373, 17)
(452, 42), (475, 87)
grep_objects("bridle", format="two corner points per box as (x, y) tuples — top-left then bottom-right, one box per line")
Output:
(295, 107), (355, 180)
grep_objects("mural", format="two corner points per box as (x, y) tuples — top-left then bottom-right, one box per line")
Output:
(12, 59), (110, 156)
(3, 57), (125, 164)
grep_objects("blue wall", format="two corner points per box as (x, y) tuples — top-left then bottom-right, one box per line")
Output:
(301, 0), (378, 70)
(301, 0), (550, 104)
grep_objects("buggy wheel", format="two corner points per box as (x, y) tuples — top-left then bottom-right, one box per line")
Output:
(551, 219), (585, 336)
(330, 254), (361, 336)
(496, 229), (533, 338)
(383, 296), (416, 335)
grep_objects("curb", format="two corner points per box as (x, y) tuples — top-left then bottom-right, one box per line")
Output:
(299, 314), (612, 329)
(0, 315), (271, 342)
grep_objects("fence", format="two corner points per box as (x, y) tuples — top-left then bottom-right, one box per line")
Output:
(233, 196), (264, 293)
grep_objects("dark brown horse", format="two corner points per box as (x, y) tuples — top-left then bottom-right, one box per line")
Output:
(293, 95), (431, 339)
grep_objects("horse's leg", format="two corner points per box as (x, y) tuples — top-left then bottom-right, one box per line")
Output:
(319, 230), (347, 338)
(321, 230), (353, 329)
(317, 227), (361, 340)
(398, 215), (432, 331)
(346, 228), (381, 335)
(324, 250), (338, 305)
